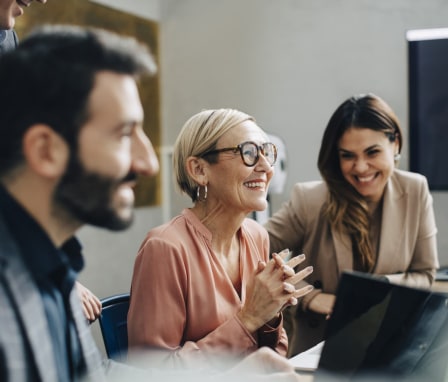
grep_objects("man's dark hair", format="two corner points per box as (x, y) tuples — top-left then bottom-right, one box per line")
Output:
(0, 24), (157, 177)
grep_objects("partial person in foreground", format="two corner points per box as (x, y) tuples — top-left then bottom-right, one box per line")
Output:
(0, 0), (47, 53)
(265, 93), (439, 356)
(0, 23), (159, 381)
(0, 0), (103, 323)
(128, 108), (314, 369)
(0, 24), (303, 382)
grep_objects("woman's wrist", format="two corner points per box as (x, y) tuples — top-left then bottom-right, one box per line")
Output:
(265, 313), (281, 328)
(237, 310), (262, 333)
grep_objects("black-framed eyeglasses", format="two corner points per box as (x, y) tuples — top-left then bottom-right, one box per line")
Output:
(200, 141), (277, 167)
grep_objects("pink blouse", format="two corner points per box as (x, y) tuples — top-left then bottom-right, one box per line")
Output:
(128, 208), (288, 368)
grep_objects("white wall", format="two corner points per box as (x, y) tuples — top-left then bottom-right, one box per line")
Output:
(160, 0), (448, 264)
(79, 0), (448, 308)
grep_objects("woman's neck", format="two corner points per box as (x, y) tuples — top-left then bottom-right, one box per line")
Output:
(367, 197), (383, 217)
(190, 203), (245, 255)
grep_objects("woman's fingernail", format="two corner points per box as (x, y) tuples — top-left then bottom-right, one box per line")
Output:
(283, 283), (294, 293)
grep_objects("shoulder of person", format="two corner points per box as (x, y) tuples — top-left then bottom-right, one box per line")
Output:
(290, 180), (328, 205)
(292, 179), (327, 193)
(390, 169), (432, 203)
(138, 212), (193, 253)
(392, 168), (429, 189)
(243, 216), (268, 233)
(242, 217), (270, 244)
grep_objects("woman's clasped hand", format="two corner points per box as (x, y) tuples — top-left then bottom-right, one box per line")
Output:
(238, 249), (313, 333)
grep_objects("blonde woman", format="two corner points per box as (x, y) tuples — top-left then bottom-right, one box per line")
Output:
(128, 108), (313, 368)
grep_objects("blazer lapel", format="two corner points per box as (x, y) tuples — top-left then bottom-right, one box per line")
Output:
(0, 237), (59, 382)
(331, 173), (407, 275)
(0, 215), (105, 382)
(375, 174), (406, 273)
(331, 226), (353, 273)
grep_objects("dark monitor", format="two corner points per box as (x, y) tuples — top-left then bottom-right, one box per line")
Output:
(315, 272), (448, 381)
(408, 28), (448, 190)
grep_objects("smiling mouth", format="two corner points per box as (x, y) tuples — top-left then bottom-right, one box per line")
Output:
(244, 181), (266, 191)
(355, 174), (377, 183)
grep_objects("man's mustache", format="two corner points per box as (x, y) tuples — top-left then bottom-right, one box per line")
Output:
(121, 172), (138, 184)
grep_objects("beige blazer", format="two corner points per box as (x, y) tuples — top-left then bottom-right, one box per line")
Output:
(265, 169), (439, 356)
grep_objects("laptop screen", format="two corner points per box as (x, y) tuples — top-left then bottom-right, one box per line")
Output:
(315, 271), (448, 381)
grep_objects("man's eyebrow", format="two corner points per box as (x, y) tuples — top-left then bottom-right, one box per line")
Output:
(113, 119), (142, 130)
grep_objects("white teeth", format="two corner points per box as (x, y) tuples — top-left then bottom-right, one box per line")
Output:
(357, 175), (375, 183)
(244, 181), (265, 189)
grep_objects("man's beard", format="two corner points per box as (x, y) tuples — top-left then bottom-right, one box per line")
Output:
(54, 153), (137, 231)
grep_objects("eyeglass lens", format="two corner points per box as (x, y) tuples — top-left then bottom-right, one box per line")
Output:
(241, 142), (277, 166)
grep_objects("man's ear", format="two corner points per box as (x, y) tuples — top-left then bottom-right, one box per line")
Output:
(185, 156), (209, 185)
(22, 125), (69, 178)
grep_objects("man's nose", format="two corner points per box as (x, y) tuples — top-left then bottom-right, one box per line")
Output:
(131, 129), (159, 177)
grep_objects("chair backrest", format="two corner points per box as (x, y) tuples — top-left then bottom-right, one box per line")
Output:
(98, 293), (130, 362)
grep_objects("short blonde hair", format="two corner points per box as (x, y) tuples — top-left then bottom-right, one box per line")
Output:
(173, 108), (255, 202)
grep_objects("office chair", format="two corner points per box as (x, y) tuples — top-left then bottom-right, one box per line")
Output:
(98, 292), (130, 362)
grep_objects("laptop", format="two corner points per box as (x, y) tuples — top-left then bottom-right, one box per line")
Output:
(296, 271), (448, 381)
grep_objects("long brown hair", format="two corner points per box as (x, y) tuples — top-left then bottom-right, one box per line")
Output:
(317, 94), (402, 271)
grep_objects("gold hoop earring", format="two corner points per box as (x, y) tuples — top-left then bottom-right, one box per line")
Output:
(196, 185), (208, 202)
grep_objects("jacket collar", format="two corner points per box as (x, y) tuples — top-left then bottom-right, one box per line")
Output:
(331, 171), (406, 274)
